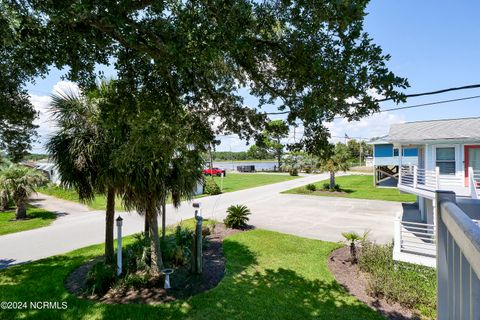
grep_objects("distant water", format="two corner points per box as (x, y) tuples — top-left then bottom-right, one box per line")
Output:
(213, 161), (278, 171)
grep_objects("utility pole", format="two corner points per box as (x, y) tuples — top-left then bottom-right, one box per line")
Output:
(359, 143), (363, 166)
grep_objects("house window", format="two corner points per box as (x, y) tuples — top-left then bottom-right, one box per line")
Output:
(393, 148), (399, 157)
(436, 147), (456, 175)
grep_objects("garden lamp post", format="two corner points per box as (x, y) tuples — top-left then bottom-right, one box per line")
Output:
(192, 202), (203, 274)
(116, 216), (123, 276)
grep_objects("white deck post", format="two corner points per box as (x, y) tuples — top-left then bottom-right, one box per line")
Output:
(398, 145), (403, 185)
(435, 166), (440, 189)
(413, 165), (418, 188)
(393, 218), (402, 254)
(469, 167), (478, 199)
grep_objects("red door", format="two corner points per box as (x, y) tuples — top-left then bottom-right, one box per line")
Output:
(465, 145), (480, 186)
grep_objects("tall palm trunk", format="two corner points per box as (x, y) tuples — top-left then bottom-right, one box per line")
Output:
(0, 191), (9, 211)
(144, 215), (150, 236)
(105, 187), (116, 265)
(161, 199), (166, 241)
(146, 201), (163, 275)
(14, 189), (27, 220)
(329, 171), (336, 190)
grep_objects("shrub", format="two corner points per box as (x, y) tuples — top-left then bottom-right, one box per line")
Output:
(289, 168), (299, 176)
(85, 261), (116, 295)
(358, 242), (436, 318)
(124, 233), (150, 272)
(305, 184), (316, 192)
(321, 182), (341, 192)
(205, 179), (221, 195)
(224, 204), (251, 229)
(121, 272), (149, 289)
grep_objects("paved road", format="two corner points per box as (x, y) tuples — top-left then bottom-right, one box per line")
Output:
(0, 173), (402, 268)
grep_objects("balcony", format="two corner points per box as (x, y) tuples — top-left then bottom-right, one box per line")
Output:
(399, 166), (480, 199)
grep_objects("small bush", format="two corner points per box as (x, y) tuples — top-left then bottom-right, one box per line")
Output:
(121, 272), (149, 289)
(358, 242), (436, 318)
(321, 182), (341, 192)
(305, 184), (316, 192)
(85, 262), (116, 295)
(205, 179), (221, 195)
(289, 168), (299, 176)
(124, 233), (150, 272)
(224, 204), (251, 229)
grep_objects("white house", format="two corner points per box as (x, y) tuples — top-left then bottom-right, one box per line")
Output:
(372, 117), (480, 267)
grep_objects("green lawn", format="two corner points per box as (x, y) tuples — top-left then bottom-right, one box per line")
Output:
(37, 185), (127, 211)
(0, 207), (56, 236)
(212, 172), (298, 193)
(39, 173), (299, 211)
(0, 229), (383, 320)
(284, 175), (416, 202)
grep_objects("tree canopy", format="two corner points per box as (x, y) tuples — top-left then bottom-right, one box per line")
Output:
(3, 0), (408, 153)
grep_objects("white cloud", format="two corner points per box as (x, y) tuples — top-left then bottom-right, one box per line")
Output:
(29, 80), (81, 153)
(326, 112), (405, 143)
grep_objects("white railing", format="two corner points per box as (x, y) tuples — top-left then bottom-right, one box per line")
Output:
(468, 167), (479, 199)
(436, 191), (480, 319)
(394, 219), (436, 257)
(400, 165), (469, 195)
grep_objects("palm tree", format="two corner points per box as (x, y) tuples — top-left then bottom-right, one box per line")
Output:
(319, 143), (352, 189)
(47, 82), (123, 265)
(0, 165), (47, 219)
(118, 107), (211, 276)
(161, 151), (206, 239)
(342, 231), (369, 263)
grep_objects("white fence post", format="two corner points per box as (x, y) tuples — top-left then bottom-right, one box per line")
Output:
(393, 218), (401, 253)
(413, 165), (418, 188)
(435, 167), (440, 189)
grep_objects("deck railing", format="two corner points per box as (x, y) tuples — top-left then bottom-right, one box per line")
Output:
(436, 191), (480, 319)
(400, 165), (471, 194)
(394, 219), (436, 258)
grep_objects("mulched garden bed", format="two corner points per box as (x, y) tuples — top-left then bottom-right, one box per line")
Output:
(313, 190), (349, 195)
(328, 246), (420, 320)
(65, 223), (240, 304)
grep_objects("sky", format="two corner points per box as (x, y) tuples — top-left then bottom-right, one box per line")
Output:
(26, 1), (480, 153)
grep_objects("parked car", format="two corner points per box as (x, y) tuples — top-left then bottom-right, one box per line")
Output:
(203, 167), (226, 176)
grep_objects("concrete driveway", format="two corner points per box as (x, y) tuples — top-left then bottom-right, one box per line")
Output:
(0, 173), (402, 268)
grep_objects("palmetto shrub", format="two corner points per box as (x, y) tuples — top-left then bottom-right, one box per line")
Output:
(224, 204), (251, 229)
(85, 261), (116, 295)
(305, 183), (316, 191)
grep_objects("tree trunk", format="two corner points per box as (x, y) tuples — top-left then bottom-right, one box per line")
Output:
(276, 138), (282, 170)
(161, 200), (166, 241)
(14, 190), (27, 220)
(15, 200), (27, 220)
(104, 187), (115, 265)
(146, 202), (163, 275)
(0, 191), (8, 211)
(329, 171), (335, 189)
(350, 242), (357, 263)
(144, 210), (150, 236)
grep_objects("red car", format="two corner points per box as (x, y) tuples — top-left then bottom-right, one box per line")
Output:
(203, 167), (226, 176)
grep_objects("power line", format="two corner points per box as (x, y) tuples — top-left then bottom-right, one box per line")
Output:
(332, 94), (480, 119)
(266, 84), (480, 115)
